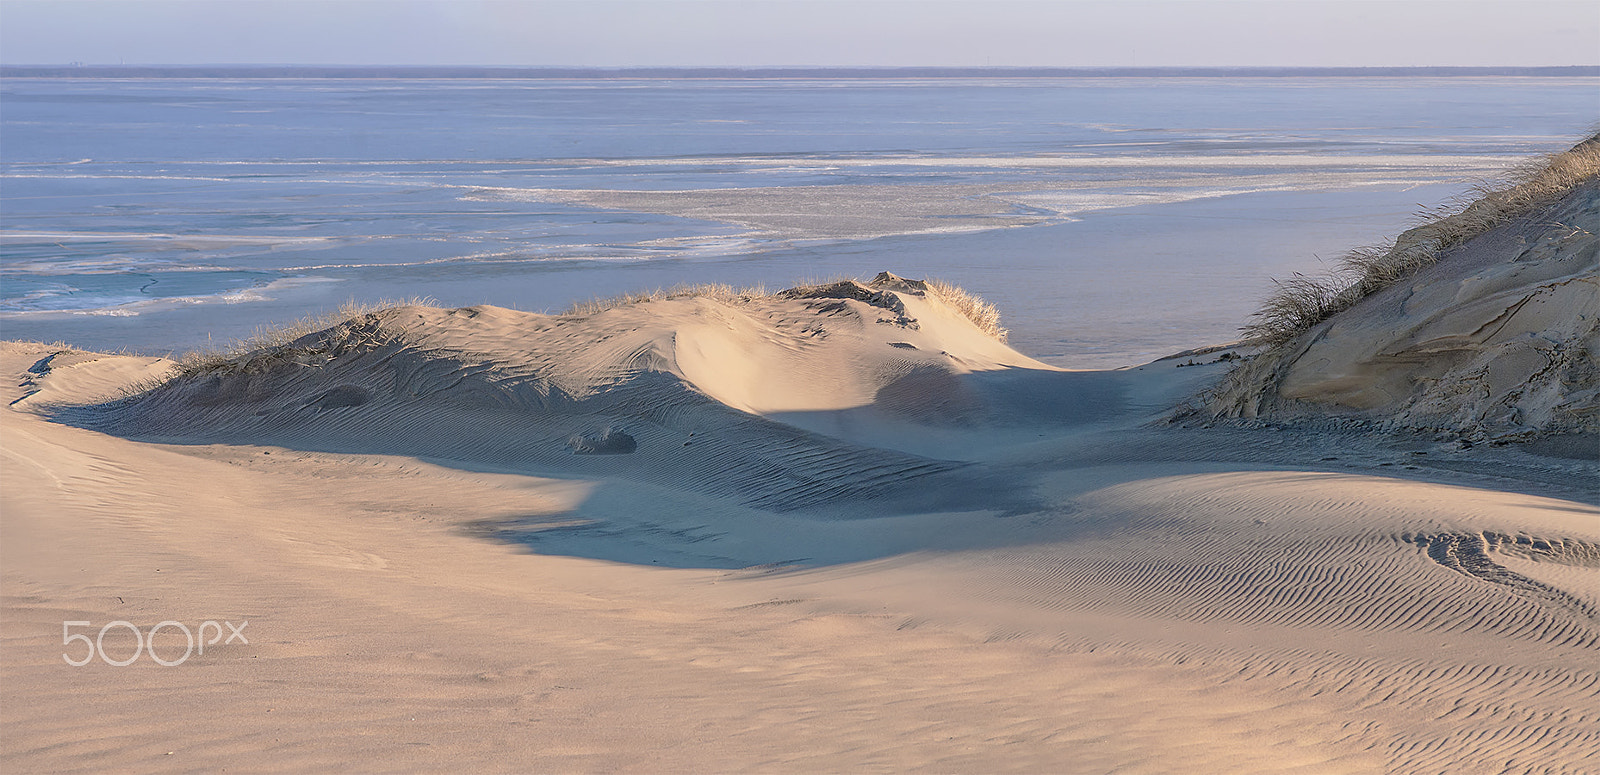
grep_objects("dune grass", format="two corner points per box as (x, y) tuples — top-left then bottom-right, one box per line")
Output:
(10, 340), (81, 354)
(925, 278), (1008, 342)
(564, 275), (1010, 341)
(173, 297), (435, 378)
(561, 283), (770, 316)
(1241, 131), (1600, 347)
(163, 273), (1009, 384)
(1196, 131), (1600, 421)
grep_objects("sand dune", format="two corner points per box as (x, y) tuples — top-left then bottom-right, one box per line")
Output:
(3, 263), (1598, 772)
(1210, 154), (1599, 441)
(62, 274), (1081, 516)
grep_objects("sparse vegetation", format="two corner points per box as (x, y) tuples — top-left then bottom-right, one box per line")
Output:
(9, 340), (81, 354)
(1197, 131), (1600, 422)
(161, 273), (1010, 384)
(174, 297), (435, 378)
(562, 275), (1010, 341)
(924, 278), (1008, 342)
(1241, 132), (1600, 347)
(561, 283), (770, 316)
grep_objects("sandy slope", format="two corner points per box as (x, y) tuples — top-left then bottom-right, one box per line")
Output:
(1211, 179), (1599, 439)
(3, 274), (1598, 773)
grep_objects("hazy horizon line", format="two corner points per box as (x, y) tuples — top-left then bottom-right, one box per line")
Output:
(5, 64), (1598, 79)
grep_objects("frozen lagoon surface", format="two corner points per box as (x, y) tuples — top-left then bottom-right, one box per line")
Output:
(3, 75), (1597, 367)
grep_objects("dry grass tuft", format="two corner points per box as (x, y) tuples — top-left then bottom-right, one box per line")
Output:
(9, 340), (81, 353)
(1241, 132), (1600, 346)
(154, 272), (1012, 385)
(173, 297), (436, 378)
(561, 283), (769, 316)
(560, 274), (1010, 341)
(924, 278), (1008, 341)
(774, 275), (862, 298)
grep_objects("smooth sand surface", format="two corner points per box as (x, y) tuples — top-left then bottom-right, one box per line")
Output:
(3, 274), (1597, 773)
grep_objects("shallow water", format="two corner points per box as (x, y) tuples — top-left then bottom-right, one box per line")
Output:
(2, 75), (1595, 367)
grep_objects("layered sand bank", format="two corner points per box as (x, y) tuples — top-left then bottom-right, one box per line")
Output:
(3, 265), (1597, 772)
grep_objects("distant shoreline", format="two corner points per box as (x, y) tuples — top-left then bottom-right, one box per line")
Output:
(3, 65), (1597, 79)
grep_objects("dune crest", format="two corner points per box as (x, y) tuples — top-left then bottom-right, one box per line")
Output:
(61, 273), (1093, 515)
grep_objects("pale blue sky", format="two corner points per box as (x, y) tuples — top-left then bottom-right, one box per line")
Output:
(2, 0), (1596, 67)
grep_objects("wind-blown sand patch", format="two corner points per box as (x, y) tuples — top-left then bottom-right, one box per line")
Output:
(2, 267), (1596, 772)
